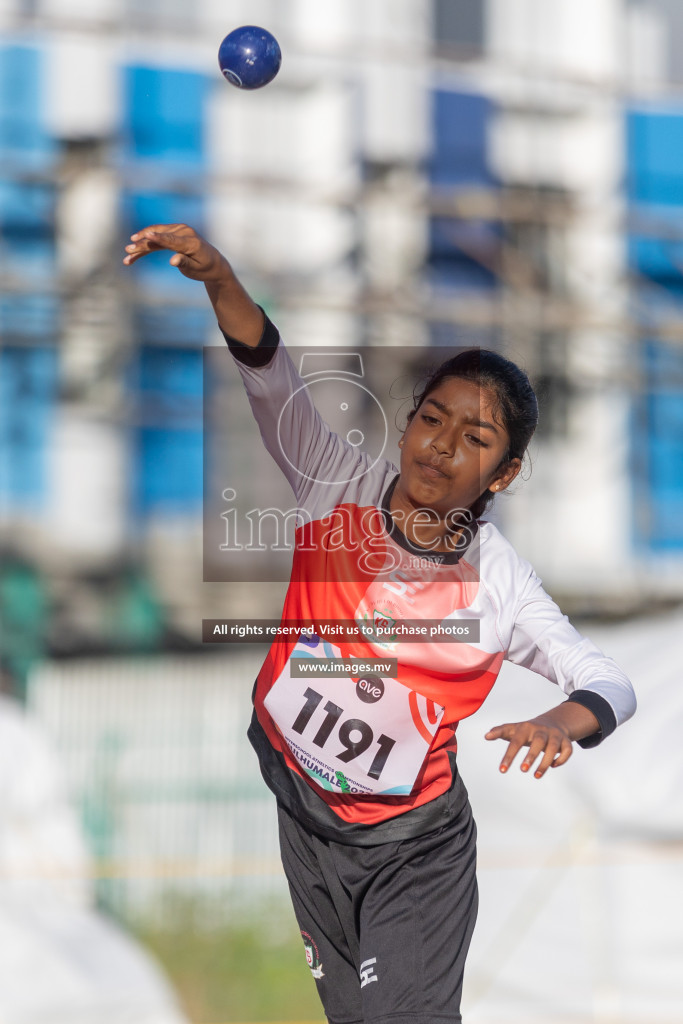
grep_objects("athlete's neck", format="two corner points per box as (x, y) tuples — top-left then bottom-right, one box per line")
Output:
(388, 481), (470, 553)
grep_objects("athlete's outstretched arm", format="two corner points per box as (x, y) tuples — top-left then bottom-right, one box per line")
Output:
(488, 557), (636, 780)
(484, 701), (600, 779)
(123, 223), (264, 346)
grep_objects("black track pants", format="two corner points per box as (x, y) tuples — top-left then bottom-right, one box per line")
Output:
(277, 799), (478, 1024)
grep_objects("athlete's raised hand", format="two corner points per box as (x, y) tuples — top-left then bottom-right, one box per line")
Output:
(123, 223), (228, 282)
(123, 223), (264, 346)
(485, 701), (600, 779)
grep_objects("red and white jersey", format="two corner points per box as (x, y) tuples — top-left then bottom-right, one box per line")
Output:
(226, 321), (636, 838)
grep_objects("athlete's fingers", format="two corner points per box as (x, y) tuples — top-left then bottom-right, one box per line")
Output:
(488, 710), (580, 778)
(122, 223), (184, 260)
(495, 727), (530, 774)
(526, 733), (562, 778)
(533, 739), (566, 779)
(485, 723), (523, 773)
(484, 723), (518, 741)
(123, 234), (171, 266)
(130, 225), (194, 248)
(123, 223), (197, 260)
(486, 721), (569, 776)
(550, 737), (573, 769)
(520, 732), (550, 774)
(484, 725), (503, 740)
(123, 224), (223, 281)
(122, 244), (162, 265)
(130, 222), (190, 241)
(125, 229), (195, 261)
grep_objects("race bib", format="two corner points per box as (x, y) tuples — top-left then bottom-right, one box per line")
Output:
(263, 634), (444, 796)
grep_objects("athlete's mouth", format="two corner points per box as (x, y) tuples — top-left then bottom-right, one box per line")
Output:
(416, 460), (449, 479)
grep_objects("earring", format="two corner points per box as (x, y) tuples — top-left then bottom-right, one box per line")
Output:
(398, 439), (404, 448)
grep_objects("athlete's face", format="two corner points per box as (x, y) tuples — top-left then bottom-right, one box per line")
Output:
(394, 377), (521, 525)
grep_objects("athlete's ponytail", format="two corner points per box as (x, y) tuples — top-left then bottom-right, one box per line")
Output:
(409, 349), (538, 519)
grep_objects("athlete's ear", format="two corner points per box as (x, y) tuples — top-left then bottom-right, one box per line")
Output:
(490, 458), (521, 494)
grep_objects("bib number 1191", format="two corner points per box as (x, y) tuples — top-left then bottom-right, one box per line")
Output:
(292, 687), (396, 781)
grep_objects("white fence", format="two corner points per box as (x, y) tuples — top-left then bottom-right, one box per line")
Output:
(27, 650), (287, 925)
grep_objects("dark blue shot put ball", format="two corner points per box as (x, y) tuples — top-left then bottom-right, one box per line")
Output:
(218, 25), (282, 90)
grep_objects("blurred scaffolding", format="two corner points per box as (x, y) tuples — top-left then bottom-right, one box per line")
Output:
(1, 0), (682, 648)
(1, 0), (683, 1019)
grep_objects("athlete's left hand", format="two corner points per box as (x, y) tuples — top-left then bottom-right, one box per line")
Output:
(485, 702), (600, 779)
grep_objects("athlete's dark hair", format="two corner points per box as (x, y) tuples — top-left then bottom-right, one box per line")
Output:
(408, 348), (538, 519)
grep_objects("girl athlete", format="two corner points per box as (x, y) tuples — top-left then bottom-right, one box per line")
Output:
(124, 225), (637, 1024)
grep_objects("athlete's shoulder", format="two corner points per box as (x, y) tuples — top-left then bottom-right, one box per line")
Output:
(475, 518), (538, 591)
(476, 517), (521, 558)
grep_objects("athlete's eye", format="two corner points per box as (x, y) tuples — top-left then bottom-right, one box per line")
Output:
(466, 434), (487, 447)
(421, 414), (440, 425)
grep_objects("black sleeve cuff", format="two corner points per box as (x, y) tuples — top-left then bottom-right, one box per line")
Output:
(567, 689), (617, 748)
(220, 308), (280, 367)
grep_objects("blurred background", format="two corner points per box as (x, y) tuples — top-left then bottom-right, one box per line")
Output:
(1, 0), (682, 1022)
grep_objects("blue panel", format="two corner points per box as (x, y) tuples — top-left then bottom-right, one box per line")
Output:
(135, 306), (211, 347)
(123, 190), (205, 235)
(0, 180), (54, 232)
(649, 392), (683, 435)
(627, 110), (683, 206)
(138, 346), (203, 410)
(119, 62), (208, 518)
(123, 65), (208, 166)
(135, 428), (203, 513)
(130, 346), (203, 515)
(0, 180), (56, 276)
(428, 89), (497, 289)
(0, 45), (56, 169)
(631, 341), (683, 551)
(627, 108), (683, 281)
(628, 233), (683, 280)
(642, 333), (683, 382)
(0, 294), (60, 340)
(430, 90), (493, 186)
(0, 347), (57, 508)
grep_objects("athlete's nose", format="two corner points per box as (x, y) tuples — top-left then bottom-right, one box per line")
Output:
(431, 427), (456, 457)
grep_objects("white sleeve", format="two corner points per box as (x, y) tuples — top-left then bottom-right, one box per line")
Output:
(506, 565), (637, 743)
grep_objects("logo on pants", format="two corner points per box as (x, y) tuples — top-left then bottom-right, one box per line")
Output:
(301, 930), (324, 980)
(360, 957), (378, 988)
